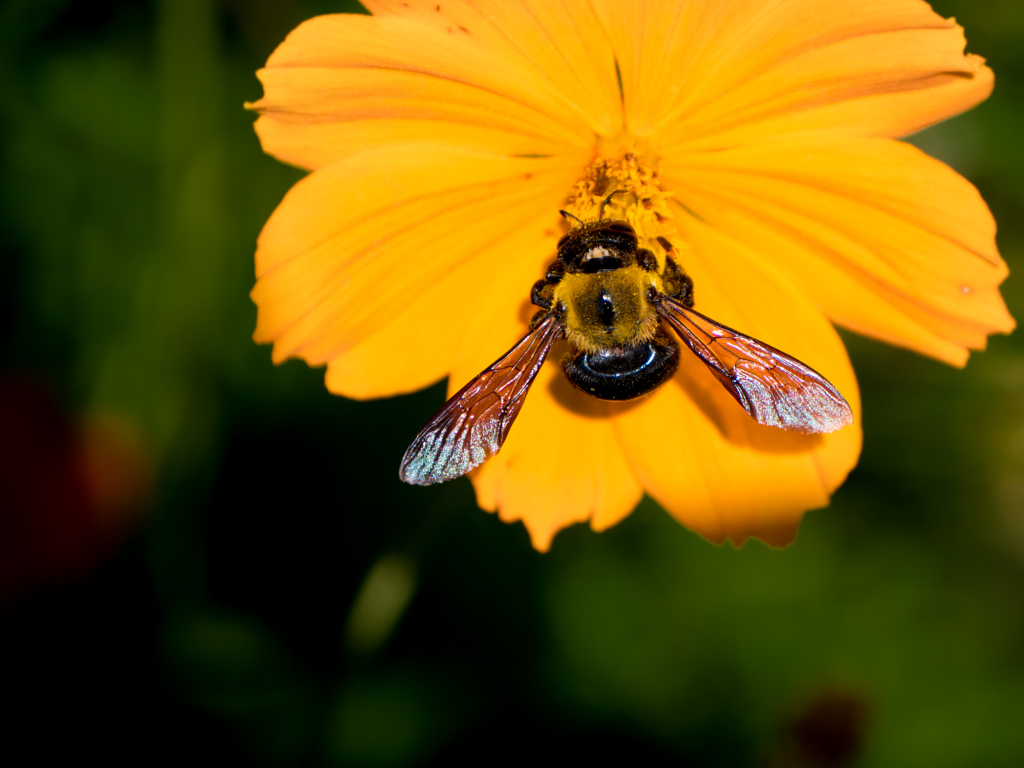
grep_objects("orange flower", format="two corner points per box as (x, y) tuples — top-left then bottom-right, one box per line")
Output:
(248, 0), (1013, 551)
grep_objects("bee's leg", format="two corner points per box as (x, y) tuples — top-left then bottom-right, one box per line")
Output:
(529, 299), (564, 331)
(530, 280), (555, 310)
(662, 257), (694, 307)
(655, 236), (695, 307)
(530, 260), (565, 310)
(635, 248), (658, 272)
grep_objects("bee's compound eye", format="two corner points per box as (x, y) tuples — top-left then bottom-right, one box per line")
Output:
(606, 221), (635, 235)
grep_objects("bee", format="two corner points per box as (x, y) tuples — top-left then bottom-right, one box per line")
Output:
(399, 192), (853, 485)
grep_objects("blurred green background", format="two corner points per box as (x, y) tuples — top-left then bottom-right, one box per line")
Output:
(2, 1), (1024, 765)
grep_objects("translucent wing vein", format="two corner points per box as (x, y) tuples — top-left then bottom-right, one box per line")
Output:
(399, 314), (563, 485)
(657, 296), (853, 434)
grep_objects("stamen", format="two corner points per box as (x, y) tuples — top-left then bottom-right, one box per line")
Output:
(561, 153), (685, 266)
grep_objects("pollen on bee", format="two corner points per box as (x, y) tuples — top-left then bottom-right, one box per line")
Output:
(961, 285), (972, 294)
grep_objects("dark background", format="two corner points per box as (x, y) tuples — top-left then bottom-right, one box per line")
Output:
(2, 1), (1024, 765)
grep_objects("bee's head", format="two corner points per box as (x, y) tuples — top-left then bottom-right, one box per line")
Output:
(556, 219), (638, 272)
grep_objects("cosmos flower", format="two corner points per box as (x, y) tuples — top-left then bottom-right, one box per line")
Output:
(248, 0), (1013, 551)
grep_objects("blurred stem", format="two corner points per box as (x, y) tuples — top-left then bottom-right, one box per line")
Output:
(132, 0), (227, 603)
(345, 553), (419, 657)
(158, 0), (223, 216)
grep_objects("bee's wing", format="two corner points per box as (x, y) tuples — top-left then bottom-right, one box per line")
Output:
(399, 314), (563, 485)
(657, 297), (853, 434)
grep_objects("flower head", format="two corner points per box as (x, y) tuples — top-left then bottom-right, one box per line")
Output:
(248, 0), (1013, 551)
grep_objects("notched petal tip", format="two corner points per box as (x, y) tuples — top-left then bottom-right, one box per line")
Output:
(524, 523), (558, 554)
(728, 516), (803, 550)
(963, 52), (988, 72)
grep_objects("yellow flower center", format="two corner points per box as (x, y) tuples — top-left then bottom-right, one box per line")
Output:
(561, 151), (683, 267)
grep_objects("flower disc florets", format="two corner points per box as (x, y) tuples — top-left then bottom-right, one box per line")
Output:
(564, 153), (679, 264)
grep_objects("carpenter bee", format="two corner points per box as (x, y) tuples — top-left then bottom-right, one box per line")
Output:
(399, 193), (853, 485)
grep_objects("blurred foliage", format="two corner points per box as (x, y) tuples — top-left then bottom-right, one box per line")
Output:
(1, 0), (1024, 766)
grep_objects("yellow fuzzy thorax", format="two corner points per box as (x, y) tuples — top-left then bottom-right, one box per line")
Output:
(555, 265), (664, 354)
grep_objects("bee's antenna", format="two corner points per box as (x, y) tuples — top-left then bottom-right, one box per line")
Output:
(598, 189), (627, 221)
(559, 210), (585, 228)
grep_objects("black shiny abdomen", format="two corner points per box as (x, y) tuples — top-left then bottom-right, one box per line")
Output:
(562, 331), (680, 401)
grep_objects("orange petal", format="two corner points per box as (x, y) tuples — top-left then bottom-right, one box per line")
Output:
(364, 1), (622, 133)
(590, 0), (989, 144)
(249, 8), (621, 169)
(251, 65), (585, 170)
(251, 144), (581, 398)
(253, 116), (570, 173)
(471, 366), (644, 553)
(325, 224), (561, 400)
(613, 216), (862, 548)
(443, 243), (643, 552)
(662, 136), (1014, 366)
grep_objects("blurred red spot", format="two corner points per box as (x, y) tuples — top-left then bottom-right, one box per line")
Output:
(0, 376), (153, 605)
(769, 686), (870, 767)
